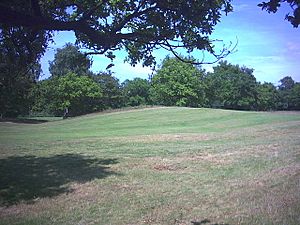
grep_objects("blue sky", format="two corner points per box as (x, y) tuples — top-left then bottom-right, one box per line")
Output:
(40, 0), (300, 84)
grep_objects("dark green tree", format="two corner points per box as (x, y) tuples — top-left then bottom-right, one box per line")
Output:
(256, 82), (279, 111)
(32, 73), (102, 116)
(289, 83), (300, 110)
(278, 76), (295, 90)
(122, 78), (151, 106)
(0, 27), (44, 117)
(205, 61), (258, 110)
(0, 0), (234, 66)
(277, 76), (296, 109)
(92, 72), (123, 109)
(49, 43), (92, 76)
(150, 57), (207, 107)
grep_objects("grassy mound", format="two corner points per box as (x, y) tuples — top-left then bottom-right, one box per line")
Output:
(1, 107), (299, 224)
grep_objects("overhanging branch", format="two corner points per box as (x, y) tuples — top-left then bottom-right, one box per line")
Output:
(160, 38), (238, 65)
(0, 1), (237, 66)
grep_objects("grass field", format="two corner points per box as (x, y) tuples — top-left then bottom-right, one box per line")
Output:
(0, 107), (299, 225)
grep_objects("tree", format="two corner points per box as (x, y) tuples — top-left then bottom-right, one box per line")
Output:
(289, 83), (300, 110)
(49, 43), (92, 76)
(122, 78), (151, 106)
(205, 61), (258, 110)
(32, 73), (102, 116)
(258, 0), (300, 27)
(277, 76), (296, 109)
(0, 3), (51, 118)
(0, 0), (234, 67)
(0, 64), (40, 118)
(278, 76), (295, 90)
(92, 72), (123, 109)
(150, 57), (207, 107)
(256, 82), (279, 111)
(0, 27), (43, 117)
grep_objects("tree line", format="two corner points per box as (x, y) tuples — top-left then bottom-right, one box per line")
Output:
(1, 1), (299, 118)
(1, 44), (299, 118)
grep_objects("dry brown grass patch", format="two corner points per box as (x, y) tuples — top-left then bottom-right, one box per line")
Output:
(225, 161), (300, 221)
(110, 133), (212, 143)
(145, 152), (233, 173)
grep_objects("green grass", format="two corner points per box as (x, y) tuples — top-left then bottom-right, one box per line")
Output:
(0, 107), (299, 225)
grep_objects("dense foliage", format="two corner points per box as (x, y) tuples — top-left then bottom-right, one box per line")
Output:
(205, 62), (258, 110)
(30, 53), (299, 118)
(32, 73), (102, 116)
(277, 76), (300, 110)
(92, 72), (123, 109)
(49, 43), (92, 77)
(0, 0), (234, 68)
(0, 27), (44, 117)
(122, 78), (151, 107)
(1, 1), (298, 118)
(256, 83), (279, 111)
(2, 42), (300, 118)
(150, 57), (206, 107)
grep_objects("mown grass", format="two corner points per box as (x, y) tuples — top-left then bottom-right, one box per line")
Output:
(0, 107), (299, 225)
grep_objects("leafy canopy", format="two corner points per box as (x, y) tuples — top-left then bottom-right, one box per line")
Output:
(150, 56), (207, 107)
(277, 76), (300, 110)
(0, 0), (234, 67)
(49, 43), (92, 77)
(92, 72), (123, 109)
(0, 27), (43, 117)
(122, 78), (151, 106)
(206, 61), (258, 110)
(256, 82), (279, 111)
(278, 76), (295, 90)
(33, 73), (102, 116)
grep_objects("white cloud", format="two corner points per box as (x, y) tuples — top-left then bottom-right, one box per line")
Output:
(242, 55), (284, 64)
(91, 55), (153, 81)
(113, 63), (153, 81)
(233, 3), (250, 12)
(235, 54), (298, 84)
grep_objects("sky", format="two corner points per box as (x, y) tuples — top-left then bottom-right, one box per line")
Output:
(40, 0), (300, 85)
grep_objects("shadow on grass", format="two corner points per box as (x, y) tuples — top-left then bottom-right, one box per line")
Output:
(0, 118), (49, 124)
(0, 154), (119, 206)
(191, 219), (230, 225)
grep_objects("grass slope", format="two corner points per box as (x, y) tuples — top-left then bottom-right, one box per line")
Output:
(0, 107), (299, 225)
